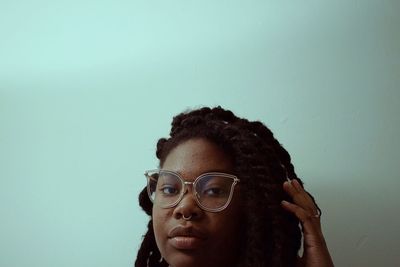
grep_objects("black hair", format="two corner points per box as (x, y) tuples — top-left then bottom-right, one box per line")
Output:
(135, 106), (320, 267)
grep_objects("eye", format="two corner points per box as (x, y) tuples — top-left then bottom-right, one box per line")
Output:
(197, 176), (232, 198)
(203, 187), (224, 196)
(157, 172), (181, 196)
(160, 185), (179, 195)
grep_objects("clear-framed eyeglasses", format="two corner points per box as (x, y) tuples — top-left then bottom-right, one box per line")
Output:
(144, 169), (240, 212)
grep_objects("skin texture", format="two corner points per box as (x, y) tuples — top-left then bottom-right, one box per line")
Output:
(152, 138), (243, 267)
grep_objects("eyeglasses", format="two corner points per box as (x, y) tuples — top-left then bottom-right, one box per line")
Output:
(144, 169), (240, 212)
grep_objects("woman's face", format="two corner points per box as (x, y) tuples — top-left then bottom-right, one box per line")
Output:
(152, 138), (242, 267)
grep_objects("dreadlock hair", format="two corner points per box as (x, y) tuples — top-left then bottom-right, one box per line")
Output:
(135, 106), (321, 267)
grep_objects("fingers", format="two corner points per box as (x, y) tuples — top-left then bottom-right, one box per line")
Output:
(281, 200), (319, 225)
(281, 179), (322, 236)
(282, 179), (320, 219)
(282, 179), (333, 265)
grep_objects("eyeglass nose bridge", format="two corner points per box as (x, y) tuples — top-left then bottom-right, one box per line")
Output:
(181, 180), (201, 200)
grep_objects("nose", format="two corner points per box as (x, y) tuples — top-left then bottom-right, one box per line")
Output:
(172, 188), (203, 220)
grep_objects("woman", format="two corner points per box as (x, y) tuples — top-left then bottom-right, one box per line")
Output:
(136, 106), (333, 267)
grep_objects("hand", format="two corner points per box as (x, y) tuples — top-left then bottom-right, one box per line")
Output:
(281, 179), (334, 267)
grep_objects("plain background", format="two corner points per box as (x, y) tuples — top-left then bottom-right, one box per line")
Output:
(1, 1), (399, 266)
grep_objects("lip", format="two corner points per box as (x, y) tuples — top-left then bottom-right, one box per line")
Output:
(168, 225), (207, 250)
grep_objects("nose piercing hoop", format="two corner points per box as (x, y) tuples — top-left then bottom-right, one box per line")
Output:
(182, 214), (192, 221)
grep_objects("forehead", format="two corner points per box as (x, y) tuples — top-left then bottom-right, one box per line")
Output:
(162, 138), (233, 179)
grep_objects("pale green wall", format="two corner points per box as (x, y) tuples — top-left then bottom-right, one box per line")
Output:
(1, 1), (399, 267)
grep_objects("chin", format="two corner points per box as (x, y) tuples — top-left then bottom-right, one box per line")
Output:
(165, 252), (205, 267)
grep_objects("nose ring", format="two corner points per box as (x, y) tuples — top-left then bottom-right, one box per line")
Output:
(182, 214), (192, 221)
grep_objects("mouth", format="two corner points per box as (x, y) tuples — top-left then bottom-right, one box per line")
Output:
(169, 236), (204, 250)
(168, 226), (207, 250)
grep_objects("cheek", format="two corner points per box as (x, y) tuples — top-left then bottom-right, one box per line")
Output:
(217, 196), (244, 238)
(152, 207), (171, 253)
(211, 199), (243, 239)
